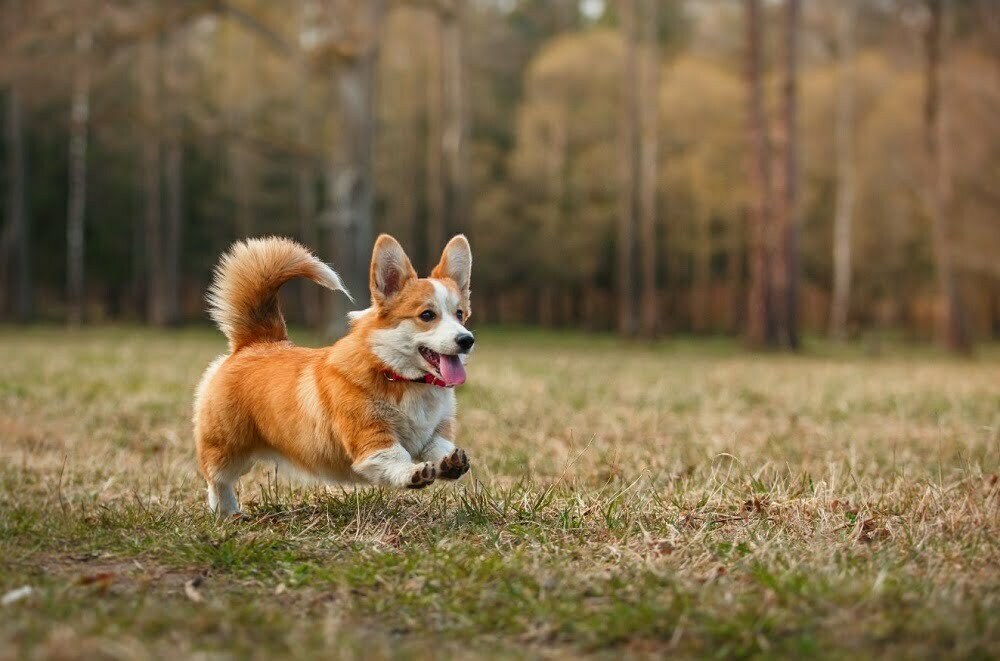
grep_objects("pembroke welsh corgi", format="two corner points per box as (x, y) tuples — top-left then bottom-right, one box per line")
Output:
(193, 234), (474, 517)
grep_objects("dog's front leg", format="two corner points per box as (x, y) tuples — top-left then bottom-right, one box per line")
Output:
(420, 419), (470, 480)
(353, 443), (438, 489)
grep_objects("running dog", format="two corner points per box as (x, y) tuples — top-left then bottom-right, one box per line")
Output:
(193, 234), (474, 517)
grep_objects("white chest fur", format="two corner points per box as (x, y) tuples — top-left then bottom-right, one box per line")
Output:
(384, 386), (455, 456)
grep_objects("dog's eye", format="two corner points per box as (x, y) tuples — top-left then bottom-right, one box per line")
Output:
(419, 310), (436, 322)
(456, 309), (464, 321)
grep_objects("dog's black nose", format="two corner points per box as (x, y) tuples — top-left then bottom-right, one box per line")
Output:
(456, 333), (475, 353)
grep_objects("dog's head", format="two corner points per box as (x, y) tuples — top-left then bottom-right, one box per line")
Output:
(360, 234), (473, 386)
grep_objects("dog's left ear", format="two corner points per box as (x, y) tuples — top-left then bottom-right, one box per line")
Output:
(431, 235), (472, 295)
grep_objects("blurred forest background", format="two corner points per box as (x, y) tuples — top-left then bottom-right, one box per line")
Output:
(1, 0), (998, 351)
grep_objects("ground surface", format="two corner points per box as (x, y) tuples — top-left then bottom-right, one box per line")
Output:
(1, 326), (998, 659)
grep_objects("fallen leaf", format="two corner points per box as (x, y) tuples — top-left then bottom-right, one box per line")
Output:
(856, 518), (890, 543)
(78, 572), (116, 588)
(742, 496), (769, 513)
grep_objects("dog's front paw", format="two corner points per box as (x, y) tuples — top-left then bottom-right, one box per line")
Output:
(407, 462), (438, 489)
(438, 448), (470, 480)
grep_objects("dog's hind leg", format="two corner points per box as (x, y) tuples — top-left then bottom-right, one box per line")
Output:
(207, 479), (239, 518)
(198, 438), (253, 518)
(205, 457), (254, 518)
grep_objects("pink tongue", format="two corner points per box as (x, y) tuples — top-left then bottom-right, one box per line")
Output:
(439, 354), (466, 386)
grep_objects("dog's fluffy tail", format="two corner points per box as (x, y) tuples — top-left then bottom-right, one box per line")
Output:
(207, 237), (352, 352)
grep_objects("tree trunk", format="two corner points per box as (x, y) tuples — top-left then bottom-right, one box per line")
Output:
(637, 0), (659, 338)
(616, 0), (639, 337)
(771, 0), (800, 349)
(441, 1), (466, 244)
(164, 129), (183, 325)
(5, 86), (31, 321)
(830, 0), (856, 340)
(425, 9), (445, 269)
(743, 0), (774, 348)
(141, 37), (166, 326)
(298, 0), (321, 328)
(66, 27), (93, 326)
(162, 35), (184, 326)
(692, 191), (711, 333)
(727, 211), (745, 334)
(225, 26), (254, 240)
(326, 0), (383, 338)
(230, 146), (255, 238)
(424, 1), (465, 270)
(924, 0), (971, 353)
(131, 178), (146, 318)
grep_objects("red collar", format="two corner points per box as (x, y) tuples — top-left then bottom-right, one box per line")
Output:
(382, 369), (452, 388)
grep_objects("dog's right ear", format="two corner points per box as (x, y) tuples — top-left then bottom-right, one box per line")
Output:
(370, 234), (416, 306)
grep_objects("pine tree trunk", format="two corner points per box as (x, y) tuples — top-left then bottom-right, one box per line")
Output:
(743, 0), (774, 348)
(830, 0), (856, 340)
(66, 27), (92, 326)
(924, 0), (971, 353)
(637, 0), (659, 338)
(617, 0), (639, 337)
(5, 86), (31, 321)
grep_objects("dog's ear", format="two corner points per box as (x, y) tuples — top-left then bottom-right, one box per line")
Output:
(370, 234), (416, 305)
(431, 235), (472, 295)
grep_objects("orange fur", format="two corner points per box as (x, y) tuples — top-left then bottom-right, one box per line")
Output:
(194, 234), (472, 515)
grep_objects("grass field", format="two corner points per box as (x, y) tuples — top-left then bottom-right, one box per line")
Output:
(1, 326), (998, 659)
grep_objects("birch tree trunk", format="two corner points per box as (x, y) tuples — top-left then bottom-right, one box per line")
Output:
(326, 0), (383, 337)
(924, 0), (971, 353)
(424, 1), (465, 270)
(297, 0), (321, 328)
(66, 27), (93, 326)
(441, 0), (466, 245)
(425, 9), (445, 269)
(743, 0), (774, 348)
(830, 0), (856, 340)
(616, 0), (639, 337)
(5, 86), (31, 321)
(637, 0), (659, 338)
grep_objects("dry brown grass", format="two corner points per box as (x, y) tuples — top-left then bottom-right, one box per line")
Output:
(1, 326), (998, 659)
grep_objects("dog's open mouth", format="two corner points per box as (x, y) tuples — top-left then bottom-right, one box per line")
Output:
(419, 346), (467, 386)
